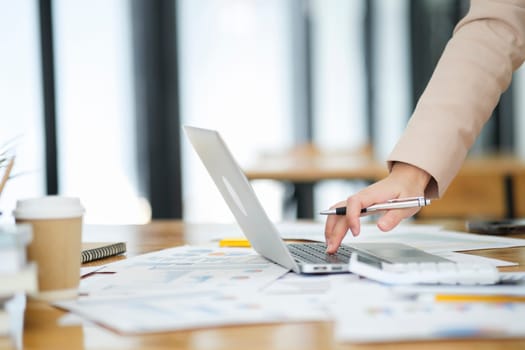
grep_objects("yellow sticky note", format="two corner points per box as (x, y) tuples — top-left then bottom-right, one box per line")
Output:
(219, 238), (251, 248)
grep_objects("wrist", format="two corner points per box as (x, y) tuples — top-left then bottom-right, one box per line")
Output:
(390, 162), (431, 192)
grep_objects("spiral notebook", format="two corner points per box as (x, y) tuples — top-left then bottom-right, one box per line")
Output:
(81, 242), (127, 263)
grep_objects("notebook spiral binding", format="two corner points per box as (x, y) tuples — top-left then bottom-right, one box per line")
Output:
(81, 242), (127, 263)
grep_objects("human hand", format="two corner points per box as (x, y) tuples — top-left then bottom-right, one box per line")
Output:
(324, 162), (431, 254)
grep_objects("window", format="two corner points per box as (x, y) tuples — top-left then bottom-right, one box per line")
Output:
(53, 0), (148, 223)
(178, 0), (295, 222)
(0, 1), (45, 221)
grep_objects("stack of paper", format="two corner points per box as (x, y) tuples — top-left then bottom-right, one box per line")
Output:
(56, 246), (334, 333)
(55, 224), (525, 343)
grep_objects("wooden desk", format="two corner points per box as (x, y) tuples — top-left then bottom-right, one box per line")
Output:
(17, 220), (525, 350)
(244, 146), (525, 220)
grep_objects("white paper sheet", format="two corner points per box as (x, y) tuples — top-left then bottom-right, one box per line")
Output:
(327, 279), (525, 343)
(334, 297), (525, 342)
(80, 246), (289, 296)
(262, 272), (358, 295)
(372, 230), (525, 253)
(276, 222), (525, 254)
(54, 289), (330, 334)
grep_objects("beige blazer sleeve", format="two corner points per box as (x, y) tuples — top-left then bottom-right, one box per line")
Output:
(387, 0), (525, 198)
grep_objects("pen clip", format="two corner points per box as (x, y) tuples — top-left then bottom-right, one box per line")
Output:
(386, 196), (424, 203)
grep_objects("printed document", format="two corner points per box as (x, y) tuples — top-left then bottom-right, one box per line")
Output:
(80, 246), (288, 296)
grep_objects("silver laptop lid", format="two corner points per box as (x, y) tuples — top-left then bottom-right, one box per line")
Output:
(184, 126), (300, 273)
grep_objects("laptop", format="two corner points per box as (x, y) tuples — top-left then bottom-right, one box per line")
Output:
(184, 126), (449, 274)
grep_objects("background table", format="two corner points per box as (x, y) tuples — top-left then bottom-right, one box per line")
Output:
(244, 145), (525, 220)
(18, 220), (525, 350)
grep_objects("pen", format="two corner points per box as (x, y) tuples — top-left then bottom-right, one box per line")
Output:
(320, 196), (431, 216)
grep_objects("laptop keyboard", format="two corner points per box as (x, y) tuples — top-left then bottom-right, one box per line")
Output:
(287, 243), (354, 264)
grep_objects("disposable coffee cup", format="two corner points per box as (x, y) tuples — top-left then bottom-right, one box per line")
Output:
(13, 196), (84, 301)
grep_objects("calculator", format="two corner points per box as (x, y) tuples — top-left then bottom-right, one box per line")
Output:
(348, 253), (501, 285)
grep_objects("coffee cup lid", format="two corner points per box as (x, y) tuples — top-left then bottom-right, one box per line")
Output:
(13, 196), (85, 220)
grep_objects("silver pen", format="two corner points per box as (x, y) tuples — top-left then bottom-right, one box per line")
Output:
(320, 196), (431, 216)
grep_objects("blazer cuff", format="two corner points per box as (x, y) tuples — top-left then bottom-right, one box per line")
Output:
(386, 160), (440, 199)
